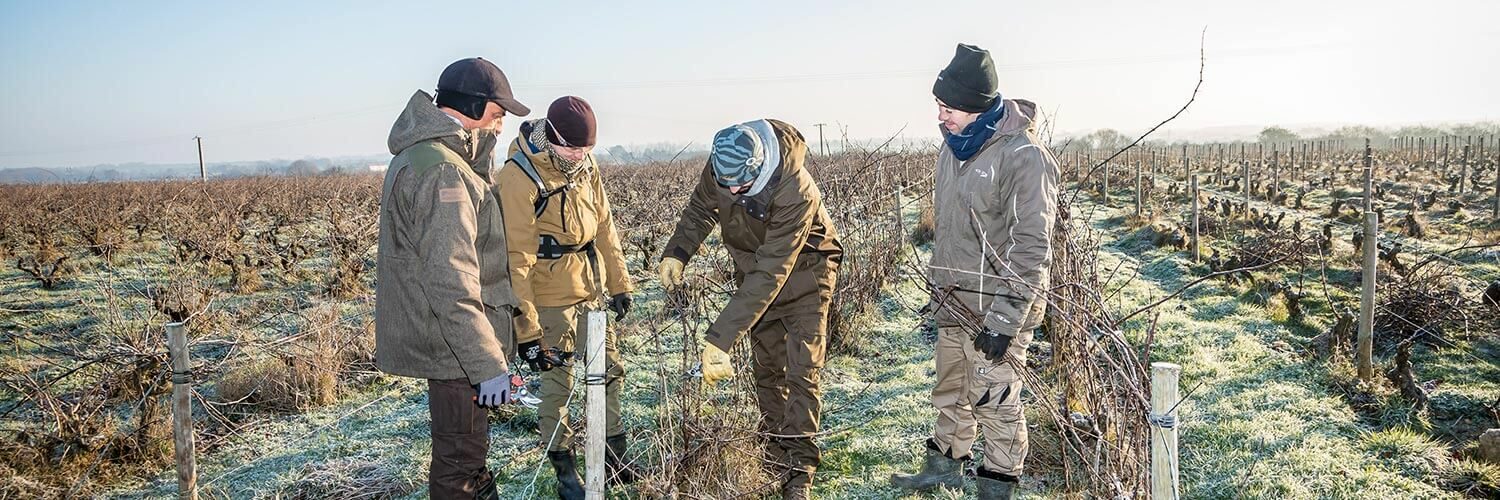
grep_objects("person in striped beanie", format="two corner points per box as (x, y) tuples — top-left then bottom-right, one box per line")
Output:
(658, 119), (844, 500)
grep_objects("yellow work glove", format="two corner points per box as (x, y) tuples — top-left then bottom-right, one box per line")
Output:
(700, 343), (732, 385)
(659, 257), (685, 290)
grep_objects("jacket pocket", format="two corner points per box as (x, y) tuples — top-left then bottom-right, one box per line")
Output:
(772, 253), (827, 307)
(386, 255), (441, 363)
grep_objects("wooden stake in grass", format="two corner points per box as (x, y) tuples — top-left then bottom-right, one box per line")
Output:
(1150, 362), (1181, 500)
(1358, 210), (1378, 382)
(168, 321), (198, 500)
(585, 310), (607, 499)
(1102, 155), (1111, 204)
(1190, 174), (1201, 262)
(1181, 145), (1189, 183)
(1135, 154), (1144, 218)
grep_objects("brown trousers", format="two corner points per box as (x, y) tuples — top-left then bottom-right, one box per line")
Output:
(428, 377), (494, 499)
(751, 311), (829, 473)
(930, 325), (1032, 475)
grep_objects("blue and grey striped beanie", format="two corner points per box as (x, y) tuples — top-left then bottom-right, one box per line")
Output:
(711, 124), (765, 187)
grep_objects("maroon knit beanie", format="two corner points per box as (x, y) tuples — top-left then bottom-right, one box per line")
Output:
(545, 96), (597, 147)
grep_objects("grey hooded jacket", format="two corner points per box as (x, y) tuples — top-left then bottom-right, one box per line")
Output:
(374, 90), (517, 384)
(929, 99), (1061, 337)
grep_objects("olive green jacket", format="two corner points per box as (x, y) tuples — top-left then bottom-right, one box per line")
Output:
(663, 119), (843, 352)
(375, 90), (516, 384)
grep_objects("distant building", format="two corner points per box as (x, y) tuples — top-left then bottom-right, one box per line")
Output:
(367, 164), (388, 172)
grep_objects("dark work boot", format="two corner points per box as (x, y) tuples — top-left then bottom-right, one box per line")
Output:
(474, 470), (499, 500)
(605, 434), (642, 485)
(781, 467), (813, 500)
(975, 467), (1019, 500)
(888, 438), (966, 492)
(547, 450), (585, 500)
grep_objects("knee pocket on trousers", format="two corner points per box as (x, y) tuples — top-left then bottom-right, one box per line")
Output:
(786, 315), (828, 371)
(969, 363), (1022, 411)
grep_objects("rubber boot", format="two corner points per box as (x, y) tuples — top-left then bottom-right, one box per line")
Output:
(976, 468), (1019, 500)
(547, 450), (585, 500)
(474, 471), (499, 500)
(605, 434), (642, 485)
(781, 467), (813, 500)
(888, 438), (966, 492)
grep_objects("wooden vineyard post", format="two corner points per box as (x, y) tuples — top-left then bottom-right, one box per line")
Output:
(1135, 153), (1144, 218)
(1271, 148), (1280, 204)
(1493, 149), (1499, 221)
(1291, 144), (1298, 187)
(1241, 147), (1250, 218)
(1086, 153), (1093, 188)
(1256, 143), (1264, 201)
(584, 311), (608, 499)
(1179, 145), (1187, 183)
(1150, 362), (1182, 500)
(1357, 139), (1376, 382)
(1459, 144), (1470, 195)
(1434, 136), (1446, 173)
(167, 322), (198, 500)
(1190, 174), (1200, 262)
(889, 180), (906, 245)
(1102, 155), (1111, 205)
(1479, 135), (1487, 171)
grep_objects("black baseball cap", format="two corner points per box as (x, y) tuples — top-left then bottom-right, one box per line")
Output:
(436, 57), (530, 117)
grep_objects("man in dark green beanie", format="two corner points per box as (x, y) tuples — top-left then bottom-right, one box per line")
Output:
(890, 43), (1060, 500)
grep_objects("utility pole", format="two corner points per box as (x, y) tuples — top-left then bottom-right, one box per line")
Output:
(813, 123), (828, 157)
(193, 136), (206, 182)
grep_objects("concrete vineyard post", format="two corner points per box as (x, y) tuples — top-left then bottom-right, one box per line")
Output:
(1357, 139), (1376, 382)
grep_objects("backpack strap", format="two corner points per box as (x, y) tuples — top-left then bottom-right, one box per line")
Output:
(508, 151), (573, 218)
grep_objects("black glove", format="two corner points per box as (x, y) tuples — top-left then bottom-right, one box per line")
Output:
(918, 298), (938, 316)
(519, 339), (567, 372)
(609, 293), (633, 321)
(973, 328), (1013, 362)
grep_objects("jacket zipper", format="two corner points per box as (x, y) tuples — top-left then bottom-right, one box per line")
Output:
(560, 189), (569, 233)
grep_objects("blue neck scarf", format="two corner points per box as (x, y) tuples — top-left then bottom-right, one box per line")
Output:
(944, 100), (1005, 162)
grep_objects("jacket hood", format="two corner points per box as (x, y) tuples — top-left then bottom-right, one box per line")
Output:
(388, 90), (466, 155)
(995, 98), (1039, 136)
(765, 118), (808, 181)
(508, 119), (563, 175)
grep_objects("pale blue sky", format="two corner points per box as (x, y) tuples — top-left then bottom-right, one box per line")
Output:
(1, 0), (1497, 168)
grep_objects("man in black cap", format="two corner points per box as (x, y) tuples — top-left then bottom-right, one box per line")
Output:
(890, 43), (1060, 500)
(375, 56), (529, 499)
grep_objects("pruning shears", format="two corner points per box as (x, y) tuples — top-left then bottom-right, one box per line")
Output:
(474, 373), (542, 408)
(509, 373), (542, 408)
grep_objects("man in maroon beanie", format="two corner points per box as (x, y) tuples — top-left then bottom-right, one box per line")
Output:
(496, 96), (637, 498)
